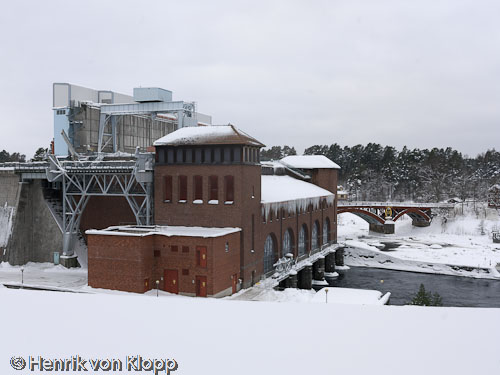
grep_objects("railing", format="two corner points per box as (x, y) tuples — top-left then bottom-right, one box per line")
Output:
(338, 201), (455, 208)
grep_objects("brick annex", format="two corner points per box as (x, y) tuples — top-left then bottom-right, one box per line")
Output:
(86, 125), (339, 297)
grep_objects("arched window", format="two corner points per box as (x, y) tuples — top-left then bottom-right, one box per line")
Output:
(312, 220), (320, 250)
(298, 224), (308, 256)
(282, 228), (294, 257)
(263, 234), (277, 274)
(323, 217), (331, 245)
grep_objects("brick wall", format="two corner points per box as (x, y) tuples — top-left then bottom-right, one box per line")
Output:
(80, 196), (136, 235)
(154, 164), (261, 287)
(88, 231), (241, 296)
(88, 234), (154, 293)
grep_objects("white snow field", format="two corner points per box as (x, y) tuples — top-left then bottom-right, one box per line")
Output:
(338, 205), (500, 278)
(0, 285), (499, 375)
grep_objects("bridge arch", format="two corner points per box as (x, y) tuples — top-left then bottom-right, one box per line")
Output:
(337, 208), (385, 225)
(393, 208), (431, 223)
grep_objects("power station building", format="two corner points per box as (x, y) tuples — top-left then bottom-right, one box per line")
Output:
(86, 126), (339, 296)
(0, 84), (341, 297)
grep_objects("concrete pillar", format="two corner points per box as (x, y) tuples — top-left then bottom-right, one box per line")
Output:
(383, 220), (395, 234)
(335, 248), (345, 267)
(287, 270), (298, 288)
(325, 253), (336, 273)
(313, 256), (325, 280)
(60, 254), (79, 268)
(298, 264), (313, 289)
(369, 222), (395, 234)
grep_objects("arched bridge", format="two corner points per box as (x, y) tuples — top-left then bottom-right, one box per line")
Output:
(337, 202), (454, 234)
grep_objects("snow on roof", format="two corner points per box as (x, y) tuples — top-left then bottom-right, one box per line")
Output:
(280, 155), (340, 169)
(86, 225), (241, 238)
(262, 175), (333, 203)
(261, 175), (334, 219)
(153, 125), (264, 147)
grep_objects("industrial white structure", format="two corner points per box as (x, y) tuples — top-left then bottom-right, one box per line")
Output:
(52, 83), (212, 157)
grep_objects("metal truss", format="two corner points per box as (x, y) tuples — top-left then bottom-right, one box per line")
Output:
(97, 101), (196, 155)
(48, 156), (153, 256)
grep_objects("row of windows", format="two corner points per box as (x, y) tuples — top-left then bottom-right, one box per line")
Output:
(263, 218), (332, 274)
(164, 175), (235, 204)
(156, 146), (260, 165)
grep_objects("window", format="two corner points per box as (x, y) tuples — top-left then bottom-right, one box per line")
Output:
(224, 175), (234, 203)
(298, 224), (308, 256)
(179, 175), (187, 202)
(164, 176), (172, 202)
(282, 228), (294, 257)
(312, 221), (320, 250)
(225, 242), (229, 252)
(154, 250), (161, 258)
(171, 245), (178, 252)
(193, 175), (203, 202)
(323, 217), (331, 245)
(182, 246), (189, 253)
(182, 269), (189, 276)
(264, 234), (277, 274)
(251, 214), (255, 250)
(209, 175), (218, 202)
(196, 246), (207, 268)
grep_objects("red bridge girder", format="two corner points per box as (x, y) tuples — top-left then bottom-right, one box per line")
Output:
(338, 205), (432, 225)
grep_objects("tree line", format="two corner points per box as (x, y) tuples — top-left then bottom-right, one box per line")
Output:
(261, 144), (500, 202)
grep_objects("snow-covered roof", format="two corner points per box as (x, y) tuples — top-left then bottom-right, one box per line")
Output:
(260, 175), (335, 219)
(153, 125), (265, 147)
(86, 225), (241, 238)
(261, 175), (334, 203)
(280, 155), (340, 169)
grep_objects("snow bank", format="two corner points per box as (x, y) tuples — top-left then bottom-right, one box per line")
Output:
(344, 242), (500, 280)
(313, 287), (390, 305)
(1, 287), (499, 375)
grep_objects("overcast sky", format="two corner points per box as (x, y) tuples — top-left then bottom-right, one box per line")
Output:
(1, 0), (499, 159)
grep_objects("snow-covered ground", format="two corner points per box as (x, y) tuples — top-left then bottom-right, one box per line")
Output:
(0, 261), (88, 289)
(1, 285), (499, 375)
(338, 204), (500, 278)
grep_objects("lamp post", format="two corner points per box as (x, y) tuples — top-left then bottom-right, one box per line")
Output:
(156, 280), (159, 297)
(325, 288), (328, 304)
(21, 266), (24, 287)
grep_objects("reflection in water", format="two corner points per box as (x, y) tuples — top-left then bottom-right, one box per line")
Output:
(329, 267), (500, 307)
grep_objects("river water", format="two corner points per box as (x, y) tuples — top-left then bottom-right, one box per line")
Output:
(328, 267), (500, 307)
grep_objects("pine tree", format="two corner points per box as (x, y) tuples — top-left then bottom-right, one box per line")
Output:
(410, 284), (431, 306)
(409, 284), (443, 306)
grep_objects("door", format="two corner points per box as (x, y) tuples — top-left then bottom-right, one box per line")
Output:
(164, 269), (179, 294)
(144, 278), (150, 293)
(196, 276), (207, 297)
(196, 246), (207, 268)
(232, 274), (238, 294)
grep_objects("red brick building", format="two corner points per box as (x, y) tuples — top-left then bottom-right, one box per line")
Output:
(86, 125), (339, 296)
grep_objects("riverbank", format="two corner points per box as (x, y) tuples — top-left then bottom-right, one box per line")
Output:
(338, 204), (500, 279)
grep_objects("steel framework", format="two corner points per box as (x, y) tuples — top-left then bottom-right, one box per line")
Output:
(47, 155), (153, 256)
(97, 101), (197, 155)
